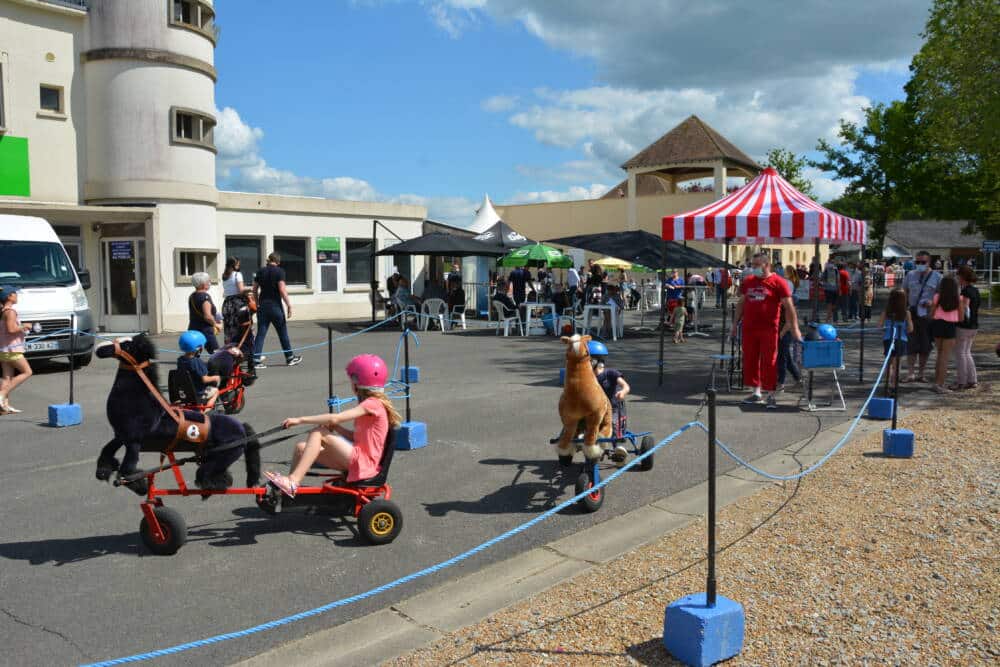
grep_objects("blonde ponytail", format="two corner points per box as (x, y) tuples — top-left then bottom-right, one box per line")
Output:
(357, 388), (402, 428)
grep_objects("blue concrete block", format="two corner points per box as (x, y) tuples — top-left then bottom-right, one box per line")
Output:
(558, 368), (566, 386)
(663, 593), (744, 667)
(883, 428), (914, 458)
(48, 403), (82, 428)
(399, 366), (420, 383)
(867, 397), (894, 420)
(396, 421), (427, 450)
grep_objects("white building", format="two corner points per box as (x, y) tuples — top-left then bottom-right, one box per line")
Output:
(0, 0), (426, 333)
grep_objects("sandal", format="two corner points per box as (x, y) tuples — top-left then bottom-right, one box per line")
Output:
(263, 471), (298, 498)
(4, 404), (21, 414)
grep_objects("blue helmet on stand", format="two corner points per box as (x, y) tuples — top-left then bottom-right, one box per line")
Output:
(178, 330), (207, 353)
(817, 323), (838, 341)
(587, 340), (609, 358)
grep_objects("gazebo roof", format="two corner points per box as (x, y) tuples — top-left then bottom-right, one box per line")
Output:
(622, 115), (761, 173)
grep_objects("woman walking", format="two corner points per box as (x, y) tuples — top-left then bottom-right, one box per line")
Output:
(929, 274), (961, 393)
(953, 265), (980, 391)
(220, 257), (246, 346)
(188, 272), (221, 354)
(0, 285), (34, 414)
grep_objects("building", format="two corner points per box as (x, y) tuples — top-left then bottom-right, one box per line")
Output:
(496, 115), (829, 269)
(0, 0), (426, 333)
(884, 220), (984, 265)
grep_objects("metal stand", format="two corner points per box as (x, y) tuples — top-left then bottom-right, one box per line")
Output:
(706, 388), (718, 606)
(404, 328), (412, 422)
(891, 354), (901, 431)
(719, 241), (731, 369)
(69, 314), (76, 404)
(658, 240), (667, 386)
(801, 367), (846, 411)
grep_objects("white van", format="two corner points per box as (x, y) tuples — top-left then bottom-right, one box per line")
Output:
(0, 215), (94, 367)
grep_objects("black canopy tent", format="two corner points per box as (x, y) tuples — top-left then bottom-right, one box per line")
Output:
(470, 220), (535, 251)
(373, 232), (507, 258)
(545, 230), (734, 270)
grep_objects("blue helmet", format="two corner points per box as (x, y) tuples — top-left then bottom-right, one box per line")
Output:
(178, 330), (207, 353)
(817, 323), (838, 341)
(587, 340), (609, 358)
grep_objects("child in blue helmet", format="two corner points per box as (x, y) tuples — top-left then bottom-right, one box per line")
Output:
(587, 340), (631, 462)
(177, 330), (221, 402)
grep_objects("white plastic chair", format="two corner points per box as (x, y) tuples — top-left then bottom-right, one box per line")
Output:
(420, 298), (447, 332)
(492, 300), (524, 336)
(448, 305), (467, 331)
(392, 297), (418, 330)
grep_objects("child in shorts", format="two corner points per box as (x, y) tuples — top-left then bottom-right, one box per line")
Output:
(672, 296), (687, 343)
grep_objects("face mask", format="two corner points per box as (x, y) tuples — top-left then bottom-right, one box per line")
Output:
(916, 262), (929, 272)
(750, 267), (764, 278)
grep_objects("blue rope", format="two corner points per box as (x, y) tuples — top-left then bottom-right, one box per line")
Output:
(80, 422), (698, 666)
(701, 338), (895, 481)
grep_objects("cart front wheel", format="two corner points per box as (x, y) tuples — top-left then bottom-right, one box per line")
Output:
(575, 472), (604, 513)
(359, 499), (403, 545)
(139, 506), (187, 555)
(639, 436), (655, 471)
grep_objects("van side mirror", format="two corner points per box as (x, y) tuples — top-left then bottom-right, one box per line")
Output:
(78, 269), (92, 290)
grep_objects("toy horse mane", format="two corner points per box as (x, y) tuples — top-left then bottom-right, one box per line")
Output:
(97, 334), (160, 387)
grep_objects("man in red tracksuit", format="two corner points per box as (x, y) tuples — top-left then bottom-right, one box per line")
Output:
(732, 252), (802, 409)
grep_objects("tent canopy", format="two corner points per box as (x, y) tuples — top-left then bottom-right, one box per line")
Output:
(374, 232), (507, 257)
(662, 167), (867, 245)
(546, 230), (733, 270)
(471, 220), (534, 251)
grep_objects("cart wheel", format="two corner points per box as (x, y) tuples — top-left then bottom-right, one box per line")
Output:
(139, 506), (187, 555)
(574, 471), (604, 513)
(225, 389), (246, 415)
(359, 499), (403, 545)
(638, 436), (655, 471)
(256, 484), (281, 515)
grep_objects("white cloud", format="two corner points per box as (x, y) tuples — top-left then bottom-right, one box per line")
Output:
(803, 167), (848, 203)
(508, 183), (608, 204)
(481, 94), (519, 112)
(213, 106), (477, 225)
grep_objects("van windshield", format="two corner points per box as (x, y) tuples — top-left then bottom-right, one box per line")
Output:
(0, 241), (77, 287)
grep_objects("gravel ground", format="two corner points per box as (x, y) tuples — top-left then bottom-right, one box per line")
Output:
(389, 379), (999, 666)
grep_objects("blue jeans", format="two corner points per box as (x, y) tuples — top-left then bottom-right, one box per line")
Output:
(776, 332), (801, 385)
(839, 294), (851, 320)
(848, 292), (859, 319)
(253, 300), (294, 361)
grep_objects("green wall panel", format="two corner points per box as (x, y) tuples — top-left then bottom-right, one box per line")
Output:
(0, 135), (31, 197)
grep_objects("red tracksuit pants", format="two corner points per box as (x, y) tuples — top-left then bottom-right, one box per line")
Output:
(743, 328), (779, 392)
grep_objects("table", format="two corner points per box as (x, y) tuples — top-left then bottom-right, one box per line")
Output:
(521, 302), (557, 336)
(582, 304), (621, 341)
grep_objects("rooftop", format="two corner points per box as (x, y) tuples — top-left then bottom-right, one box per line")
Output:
(884, 220), (983, 250)
(621, 115), (760, 173)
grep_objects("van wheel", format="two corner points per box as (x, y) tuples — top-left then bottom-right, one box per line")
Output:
(71, 352), (92, 369)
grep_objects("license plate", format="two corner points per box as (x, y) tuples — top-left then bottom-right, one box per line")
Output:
(26, 341), (61, 352)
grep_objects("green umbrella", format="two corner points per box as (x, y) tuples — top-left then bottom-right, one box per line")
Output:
(498, 243), (574, 268)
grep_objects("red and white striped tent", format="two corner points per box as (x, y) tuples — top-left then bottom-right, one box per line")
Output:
(662, 167), (866, 245)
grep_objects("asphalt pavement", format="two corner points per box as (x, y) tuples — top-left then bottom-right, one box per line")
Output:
(0, 306), (886, 666)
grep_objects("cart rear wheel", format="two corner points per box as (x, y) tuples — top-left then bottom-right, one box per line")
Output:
(359, 499), (403, 545)
(225, 388), (246, 415)
(575, 471), (604, 513)
(139, 506), (187, 555)
(639, 436), (654, 471)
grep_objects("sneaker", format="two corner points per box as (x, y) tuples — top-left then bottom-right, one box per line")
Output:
(775, 383), (785, 393)
(933, 384), (951, 394)
(256, 355), (267, 364)
(254, 361), (267, 369)
(286, 356), (303, 367)
(766, 394), (778, 410)
(741, 393), (764, 405)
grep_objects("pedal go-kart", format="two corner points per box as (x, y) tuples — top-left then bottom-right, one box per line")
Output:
(124, 427), (403, 555)
(168, 365), (254, 416)
(549, 425), (654, 513)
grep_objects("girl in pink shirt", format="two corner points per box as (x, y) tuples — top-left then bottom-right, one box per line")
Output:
(929, 275), (961, 393)
(265, 354), (401, 497)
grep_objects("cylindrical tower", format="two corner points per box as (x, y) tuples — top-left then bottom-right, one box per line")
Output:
(82, 0), (217, 206)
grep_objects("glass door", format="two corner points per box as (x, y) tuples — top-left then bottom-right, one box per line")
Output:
(101, 238), (148, 332)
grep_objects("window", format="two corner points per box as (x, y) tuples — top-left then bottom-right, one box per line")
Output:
(174, 249), (218, 284)
(273, 238), (308, 286)
(170, 107), (216, 152)
(225, 237), (262, 283)
(39, 85), (63, 114)
(346, 239), (374, 285)
(170, 0), (216, 41)
(53, 225), (84, 272)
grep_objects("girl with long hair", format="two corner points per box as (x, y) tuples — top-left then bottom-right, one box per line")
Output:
(929, 274), (961, 393)
(0, 286), (34, 414)
(953, 265), (980, 390)
(221, 256), (248, 347)
(878, 288), (912, 389)
(265, 355), (401, 498)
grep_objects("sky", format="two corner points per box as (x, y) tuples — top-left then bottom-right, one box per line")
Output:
(213, 0), (933, 226)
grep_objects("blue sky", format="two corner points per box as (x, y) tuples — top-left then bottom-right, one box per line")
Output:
(213, 1), (929, 225)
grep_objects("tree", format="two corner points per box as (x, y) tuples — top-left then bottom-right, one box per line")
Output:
(810, 102), (921, 243)
(906, 0), (1000, 237)
(764, 148), (816, 198)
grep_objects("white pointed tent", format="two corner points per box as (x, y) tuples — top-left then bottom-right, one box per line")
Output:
(469, 194), (502, 233)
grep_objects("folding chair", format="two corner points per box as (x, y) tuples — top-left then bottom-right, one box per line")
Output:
(492, 300), (524, 336)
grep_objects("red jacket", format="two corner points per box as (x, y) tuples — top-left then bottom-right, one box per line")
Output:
(838, 269), (850, 296)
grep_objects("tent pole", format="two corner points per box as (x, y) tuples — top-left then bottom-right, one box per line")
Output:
(719, 241), (730, 370)
(658, 239), (667, 386)
(371, 220), (378, 324)
(812, 239), (820, 324)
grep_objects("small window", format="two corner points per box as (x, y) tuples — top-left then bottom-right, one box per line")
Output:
(170, 0), (216, 41)
(273, 238), (308, 286)
(39, 85), (63, 114)
(225, 237), (263, 283)
(174, 249), (218, 284)
(346, 239), (374, 285)
(171, 107), (216, 152)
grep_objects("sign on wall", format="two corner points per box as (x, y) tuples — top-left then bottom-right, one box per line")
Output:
(982, 240), (1000, 253)
(316, 237), (341, 264)
(110, 240), (133, 260)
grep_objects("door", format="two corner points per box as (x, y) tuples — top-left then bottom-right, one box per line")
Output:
(101, 238), (148, 332)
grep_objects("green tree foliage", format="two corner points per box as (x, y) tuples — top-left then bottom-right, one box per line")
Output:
(906, 0), (1000, 237)
(765, 148), (816, 199)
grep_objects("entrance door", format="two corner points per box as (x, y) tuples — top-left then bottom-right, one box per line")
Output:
(101, 238), (148, 332)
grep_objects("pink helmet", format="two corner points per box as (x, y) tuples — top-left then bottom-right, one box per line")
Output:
(345, 354), (388, 390)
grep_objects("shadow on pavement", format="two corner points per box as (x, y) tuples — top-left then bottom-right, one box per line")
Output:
(423, 458), (577, 517)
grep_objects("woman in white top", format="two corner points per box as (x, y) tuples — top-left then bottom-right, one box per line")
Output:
(221, 257), (247, 346)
